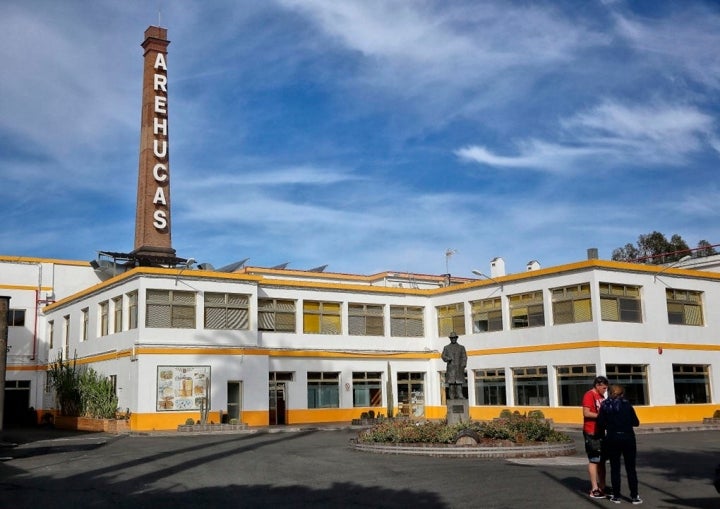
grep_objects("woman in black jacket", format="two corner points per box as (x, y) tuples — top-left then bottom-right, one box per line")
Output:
(597, 384), (642, 504)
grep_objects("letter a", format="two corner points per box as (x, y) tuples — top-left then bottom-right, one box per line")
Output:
(154, 53), (167, 71)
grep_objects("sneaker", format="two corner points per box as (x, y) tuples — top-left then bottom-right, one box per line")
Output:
(609, 496), (621, 504)
(590, 489), (605, 499)
(631, 496), (643, 505)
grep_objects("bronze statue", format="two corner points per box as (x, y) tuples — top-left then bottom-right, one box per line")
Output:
(442, 332), (467, 399)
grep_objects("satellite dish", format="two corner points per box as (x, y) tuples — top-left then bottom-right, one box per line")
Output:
(197, 263), (215, 270)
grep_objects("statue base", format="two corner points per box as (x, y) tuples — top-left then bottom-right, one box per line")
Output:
(446, 398), (469, 425)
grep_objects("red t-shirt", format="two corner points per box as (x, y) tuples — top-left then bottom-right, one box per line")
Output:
(582, 388), (605, 435)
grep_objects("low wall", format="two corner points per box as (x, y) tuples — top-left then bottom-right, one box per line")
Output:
(54, 416), (130, 434)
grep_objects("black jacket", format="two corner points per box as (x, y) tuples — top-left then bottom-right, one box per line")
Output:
(596, 397), (639, 437)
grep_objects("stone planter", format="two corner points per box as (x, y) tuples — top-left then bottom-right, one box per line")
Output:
(54, 416), (130, 434)
(177, 422), (249, 433)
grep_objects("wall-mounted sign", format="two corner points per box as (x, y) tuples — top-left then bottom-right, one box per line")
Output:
(157, 365), (210, 411)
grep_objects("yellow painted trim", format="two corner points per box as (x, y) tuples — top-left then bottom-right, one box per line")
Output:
(287, 408), (364, 424)
(0, 255), (89, 266)
(5, 365), (43, 372)
(467, 339), (720, 357)
(467, 404), (719, 426)
(0, 284), (53, 292)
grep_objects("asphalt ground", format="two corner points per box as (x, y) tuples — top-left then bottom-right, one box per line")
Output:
(1, 427), (719, 508)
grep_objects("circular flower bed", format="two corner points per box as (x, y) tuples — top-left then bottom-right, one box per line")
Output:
(352, 414), (576, 457)
(358, 415), (572, 445)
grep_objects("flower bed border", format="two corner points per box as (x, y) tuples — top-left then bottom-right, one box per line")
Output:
(350, 440), (576, 458)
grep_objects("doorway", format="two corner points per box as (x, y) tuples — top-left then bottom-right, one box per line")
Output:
(268, 371), (293, 425)
(227, 381), (242, 423)
(396, 372), (425, 417)
(269, 382), (286, 425)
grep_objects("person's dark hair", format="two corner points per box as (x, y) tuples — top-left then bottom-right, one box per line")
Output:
(593, 376), (609, 386)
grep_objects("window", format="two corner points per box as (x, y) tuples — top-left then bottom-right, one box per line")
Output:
(99, 301), (109, 337)
(390, 305), (424, 337)
(471, 298), (503, 332)
(108, 375), (117, 395)
(436, 303), (465, 337)
(605, 364), (648, 405)
(113, 296), (123, 333)
(348, 303), (384, 336)
(666, 289), (703, 326)
(513, 366), (548, 405)
(552, 284), (592, 325)
(556, 364), (596, 406)
(258, 298), (296, 332)
(303, 301), (341, 334)
(63, 315), (70, 359)
(81, 308), (89, 342)
(145, 290), (196, 328)
(48, 320), (54, 349)
(509, 291), (545, 329)
(600, 283), (642, 323)
(204, 292), (249, 330)
(474, 368), (506, 405)
(673, 364), (710, 404)
(307, 372), (339, 408)
(353, 372), (382, 407)
(128, 291), (138, 330)
(7, 308), (26, 326)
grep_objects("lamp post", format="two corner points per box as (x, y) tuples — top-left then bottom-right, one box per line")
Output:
(0, 295), (10, 431)
(471, 270), (504, 291)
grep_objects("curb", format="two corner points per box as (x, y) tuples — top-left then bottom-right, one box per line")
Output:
(350, 440), (577, 458)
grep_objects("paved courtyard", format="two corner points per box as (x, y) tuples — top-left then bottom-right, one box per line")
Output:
(1, 427), (719, 508)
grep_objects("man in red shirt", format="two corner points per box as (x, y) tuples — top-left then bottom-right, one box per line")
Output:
(583, 375), (609, 498)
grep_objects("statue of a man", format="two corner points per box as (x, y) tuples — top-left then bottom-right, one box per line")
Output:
(441, 332), (467, 399)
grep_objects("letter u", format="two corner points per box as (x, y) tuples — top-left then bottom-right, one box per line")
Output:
(153, 139), (167, 158)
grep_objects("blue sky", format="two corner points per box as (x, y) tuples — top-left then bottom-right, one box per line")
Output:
(1, 0), (719, 277)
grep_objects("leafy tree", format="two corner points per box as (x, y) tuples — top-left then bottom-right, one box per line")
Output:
(612, 231), (692, 263)
(696, 240), (718, 257)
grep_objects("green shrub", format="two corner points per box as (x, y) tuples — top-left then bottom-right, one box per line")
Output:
(527, 409), (545, 419)
(713, 409), (720, 419)
(499, 409), (513, 419)
(78, 367), (118, 419)
(48, 352), (119, 419)
(185, 418), (195, 425)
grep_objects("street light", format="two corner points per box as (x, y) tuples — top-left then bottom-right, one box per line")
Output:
(471, 270), (503, 291)
(653, 255), (692, 284)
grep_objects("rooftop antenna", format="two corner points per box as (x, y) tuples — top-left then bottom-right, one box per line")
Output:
(445, 248), (457, 274)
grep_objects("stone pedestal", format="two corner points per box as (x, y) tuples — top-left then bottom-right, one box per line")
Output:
(446, 398), (469, 425)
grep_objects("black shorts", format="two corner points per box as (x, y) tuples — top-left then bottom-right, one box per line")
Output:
(584, 432), (604, 464)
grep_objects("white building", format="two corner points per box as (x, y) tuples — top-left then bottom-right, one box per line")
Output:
(2, 252), (719, 430)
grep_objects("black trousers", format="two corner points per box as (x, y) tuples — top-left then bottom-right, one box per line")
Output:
(605, 433), (638, 498)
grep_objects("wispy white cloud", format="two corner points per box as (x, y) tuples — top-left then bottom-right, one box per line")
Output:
(457, 99), (718, 172)
(612, 7), (720, 89)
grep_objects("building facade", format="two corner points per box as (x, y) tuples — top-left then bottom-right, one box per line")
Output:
(2, 254), (719, 430)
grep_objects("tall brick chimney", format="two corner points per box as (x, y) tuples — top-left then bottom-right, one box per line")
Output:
(133, 26), (175, 258)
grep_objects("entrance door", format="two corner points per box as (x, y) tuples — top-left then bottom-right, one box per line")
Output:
(3, 381), (31, 428)
(269, 382), (286, 425)
(227, 381), (242, 422)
